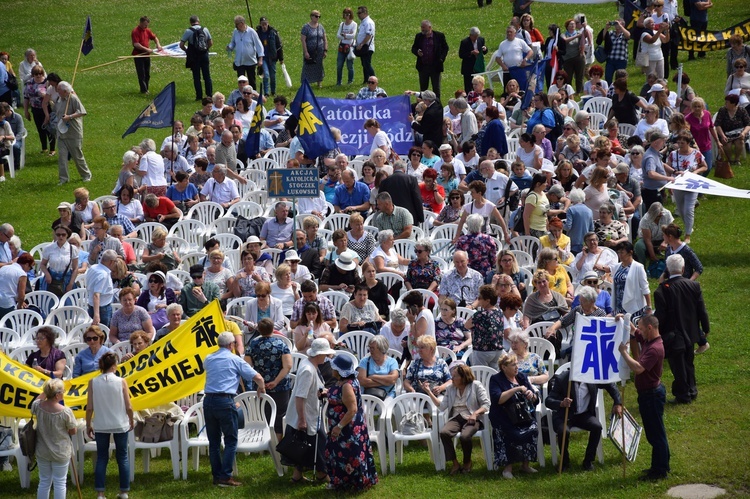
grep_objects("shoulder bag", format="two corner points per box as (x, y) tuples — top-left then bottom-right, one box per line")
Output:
(276, 428), (317, 467)
(502, 391), (536, 427)
(363, 357), (388, 400)
(19, 415), (37, 469)
(47, 245), (73, 298)
(399, 411), (427, 435)
(713, 150), (735, 179)
(635, 36), (650, 68)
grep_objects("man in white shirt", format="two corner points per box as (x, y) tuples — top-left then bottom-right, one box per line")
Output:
(433, 143), (466, 180)
(355, 6), (376, 84)
(86, 249), (118, 326)
(200, 164), (240, 208)
(478, 159), (517, 206)
(455, 140), (480, 172)
(226, 15), (264, 89)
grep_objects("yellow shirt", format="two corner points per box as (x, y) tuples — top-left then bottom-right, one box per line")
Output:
(540, 234), (574, 265)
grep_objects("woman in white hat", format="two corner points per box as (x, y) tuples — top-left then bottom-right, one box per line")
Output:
(570, 270), (612, 314)
(284, 338), (335, 483)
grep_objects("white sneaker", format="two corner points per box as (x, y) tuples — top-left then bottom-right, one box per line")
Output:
(2, 461), (12, 471)
(0, 176), (6, 182)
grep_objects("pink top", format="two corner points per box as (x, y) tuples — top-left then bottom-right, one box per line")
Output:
(685, 110), (714, 153)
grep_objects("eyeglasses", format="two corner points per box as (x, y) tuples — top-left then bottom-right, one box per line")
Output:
(584, 280), (599, 285)
(242, 91), (253, 95)
(191, 275), (203, 280)
(449, 196), (460, 200)
(368, 81), (377, 84)
(84, 336), (99, 342)
(148, 279), (162, 284)
(55, 232), (68, 237)
(631, 152), (641, 155)
(410, 153), (422, 157)
(103, 205), (115, 210)
(643, 111), (652, 114)
(311, 14), (320, 17)
(414, 249), (424, 254)
(256, 294), (269, 298)
(93, 226), (104, 231)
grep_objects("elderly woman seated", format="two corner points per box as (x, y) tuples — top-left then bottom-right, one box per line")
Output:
(422, 362), (490, 475)
(522, 269), (569, 326)
(403, 335), (452, 397)
(357, 335), (400, 399)
(595, 202), (629, 249)
(545, 285), (608, 356)
(489, 353), (540, 479)
(154, 303), (184, 342)
(339, 283), (385, 335)
(369, 229), (410, 278)
(141, 226), (181, 271)
(536, 248), (574, 305)
(379, 308), (410, 353)
(405, 238), (441, 293)
(572, 231), (618, 282)
(456, 214), (499, 276)
(26, 326), (66, 378)
(508, 330), (549, 387)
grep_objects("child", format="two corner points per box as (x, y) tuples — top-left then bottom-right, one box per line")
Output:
(509, 159), (533, 191)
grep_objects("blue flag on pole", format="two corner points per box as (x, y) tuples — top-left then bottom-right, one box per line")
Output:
(514, 60), (547, 111)
(81, 16), (94, 55)
(122, 82), (175, 138)
(290, 80), (337, 159)
(244, 92), (265, 159)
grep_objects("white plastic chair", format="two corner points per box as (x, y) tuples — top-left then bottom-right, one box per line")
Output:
(24, 290), (60, 317)
(0, 309), (43, 338)
(0, 137), (16, 178)
(361, 394), (388, 475)
(226, 296), (253, 319)
(135, 222), (168, 243)
(44, 305), (90, 335)
(588, 112), (608, 131)
(582, 97), (612, 117)
(225, 201), (264, 220)
(509, 249), (534, 269)
(618, 123), (636, 138)
(523, 321), (555, 339)
(506, 137), (520, 158)
(9, 345), (37, 364)
(430, 238), (455, 261)
(436, 345), (457, 364)
(169, 219), (207, 252)
(207, 216), (238, 237)
(509, 236), (541, 261)
(129, 411), (183, 480)
(179, 251), (206, 272)
(179, 402), (210, 479)
(61, 342), (88, 371)
(60, 288), (89, 309)
(109, 341), (134, 360)
(21, 324), (66, 348)
(0, 418), (31, 488)
(323, 213), (350, 232)
(242, 169), (267, 189)
(264, 248), (284, 268)
(392, 239), (416, 261)
(320, 290), (350, 318)
(430, 223), (459, 241)
(213, 233), (244, 251)
(233, 391), (284, 476)
(337, 331), (375, 360)
(0, 327), (22, 351)
(376, 272), (405, 296)
(262, 148), (290, 167)
(186, 201), (225, 225)
(384, 393), (442, 473)
(395, 289), (439, 311)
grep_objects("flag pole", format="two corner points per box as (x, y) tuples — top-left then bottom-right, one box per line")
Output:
(621, 386), (627, 478)
(71, 37), (85, 87)
(558, 378), (572, 475)
(79, 58), (130, 72)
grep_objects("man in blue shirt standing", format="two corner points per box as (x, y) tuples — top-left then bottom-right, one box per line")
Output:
(203, 331), (265, 487)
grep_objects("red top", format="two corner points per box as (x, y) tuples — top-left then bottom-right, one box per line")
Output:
(142, 197), (176, 219)
(634, 332), (664, 392)
(131, 26), (157, 55)
(419, 182), (445, 213)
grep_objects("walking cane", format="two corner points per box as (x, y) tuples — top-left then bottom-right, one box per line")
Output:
(312, 400), (324, 478)
(69, 443), (83, 499)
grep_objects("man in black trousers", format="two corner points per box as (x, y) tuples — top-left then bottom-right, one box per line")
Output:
(458, 27), (487, 93)
(411, 20), (449, 102)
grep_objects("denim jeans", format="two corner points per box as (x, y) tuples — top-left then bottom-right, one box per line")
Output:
(88, 304), (112, 328)
(203, 394), (238, 481)
(336, 50), (354, 85)
(262, 58), (278, 95)
(37, 457), (69, 499)
(605, 58), (628, 84)
(638, 384), (670, 474)
(702, 148), (713, 174)
(94, 431), (130, 492)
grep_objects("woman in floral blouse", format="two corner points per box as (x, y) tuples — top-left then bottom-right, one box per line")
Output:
(405, 238), (441, 293)
(456, 214), (499, 276)
(23, 66), (55, 154)
(465, 285), (505, 368)
(435, 298), (471, 356)
(433, 189), (464, 227)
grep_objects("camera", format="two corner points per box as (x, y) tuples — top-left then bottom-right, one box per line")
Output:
(608, 21), (617, 27)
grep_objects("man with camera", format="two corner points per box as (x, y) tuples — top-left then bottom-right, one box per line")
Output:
(596, 19), (631, 83)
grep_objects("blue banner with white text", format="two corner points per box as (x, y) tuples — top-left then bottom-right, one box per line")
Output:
(316, 95), (413, 156)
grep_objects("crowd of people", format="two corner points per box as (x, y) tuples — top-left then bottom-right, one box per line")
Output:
(0, 0), (736, 494)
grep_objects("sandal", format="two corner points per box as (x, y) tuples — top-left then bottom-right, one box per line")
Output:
(449, 463), (462, 475)
(462, 462), (473, 474)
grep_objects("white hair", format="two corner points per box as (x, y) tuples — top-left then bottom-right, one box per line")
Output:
(57, 81), (73, 93)
(465, 213), (484, 234)
(578, 285), (598, 304)
(123, 150), (139, 165)
(568, 188), (586, 204)
(217, 331), (236, 347)
(377, 229), (394, 244)
(666, 254), (685, 276)
(470, 27), (481, 36)
(390, 308), (407, 326)
(139, 138), (156, 152)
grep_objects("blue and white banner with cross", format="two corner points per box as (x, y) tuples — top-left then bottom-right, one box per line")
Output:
(571, 314), (630, 384)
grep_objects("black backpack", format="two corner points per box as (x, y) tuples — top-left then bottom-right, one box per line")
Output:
(190, 26), (209, 53)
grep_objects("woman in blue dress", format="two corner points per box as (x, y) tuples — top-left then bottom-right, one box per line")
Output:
(324, 354), (378, 491)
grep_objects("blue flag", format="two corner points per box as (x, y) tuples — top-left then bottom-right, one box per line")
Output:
(290, 80), (337, 159)
(121, 82), (175, 138)
(244, 92), (265, 159)
(514, 60), (547, 111)
(81, 16), (94, 56)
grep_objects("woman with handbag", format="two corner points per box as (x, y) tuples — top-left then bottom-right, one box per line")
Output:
(86, 352), (134, 499)
(324, 354), (378, 491)
(423, 362), (490, 475)
(489, 353), (540, 479)
(32, 378), (77, 499)
(335, 8), (357, 86)
(403, 335), (452, 396)
(39, 224), (78, 298)
(141, 227), (181, 271)
(165, 171), (200, 213)
(357, 335), (399, 399)
(301, 10), (328, 87)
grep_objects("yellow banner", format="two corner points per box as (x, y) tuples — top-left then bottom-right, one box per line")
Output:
(0, 301), (227, 418)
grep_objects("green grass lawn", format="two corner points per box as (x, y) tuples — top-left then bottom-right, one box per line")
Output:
(2, 0), (750, 497)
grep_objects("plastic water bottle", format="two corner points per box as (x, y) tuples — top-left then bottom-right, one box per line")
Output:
(32, 358), (39, 368)
(308, 322), (315, 342)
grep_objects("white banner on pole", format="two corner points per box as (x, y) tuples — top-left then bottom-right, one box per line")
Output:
(571, 314), (628, 384)
(663, 171), (750, 200)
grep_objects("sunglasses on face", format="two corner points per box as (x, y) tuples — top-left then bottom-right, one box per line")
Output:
(85, 336), (99, 342)
(415, 249), (424, 254)
(149, 279), (162, 284)
(256, 294), (269, 298)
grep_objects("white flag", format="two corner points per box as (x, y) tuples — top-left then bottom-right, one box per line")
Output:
(663, 171), (750, 200)
(571, 314), (625, 384)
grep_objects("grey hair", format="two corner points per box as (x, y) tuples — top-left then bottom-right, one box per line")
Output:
(108, 225), (123, 236)
(533, 124), (546, 134)
(368, 335), (389, 355)
(392, 160), (407, 172)
(162, 142), (179, 155)
(630, 145), (645, 155)
(0, 223), (13, 236)
(377, 229), (394, 244)
(568, 187), (586, 204)
(221, 130), (233, 139)
(575, 110), (590, 124)
(57, 81), (73, 93)
(646, 201), (664, 219)
(25, 48), (36, 57)
(212, 117), (224, 127)
(213, 163), (228, 175)
(453, 98), (469, 111)
(643, 17), (655, 28)
(547, 184), (565, 198)
(8, 235), (21, 251)
(421, 90), (436, 102)
(139, 138), (156, 152)
(415, 238), (432, 253)
(100, 249), (119, 264)
(390, 308), (407, 326)
(666, 254), (685, 275)
(123, 150), (139, 165)
(508, 329), (529, 346)
(376, 191), (392, 203)
(166, 303), (183, 316)
(217, 331), (236, 347)
(335, 153), (348, 164)
(465, 213), (484, 234)
(578, 285), (598, 304)
(470, 27), (481, 36)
